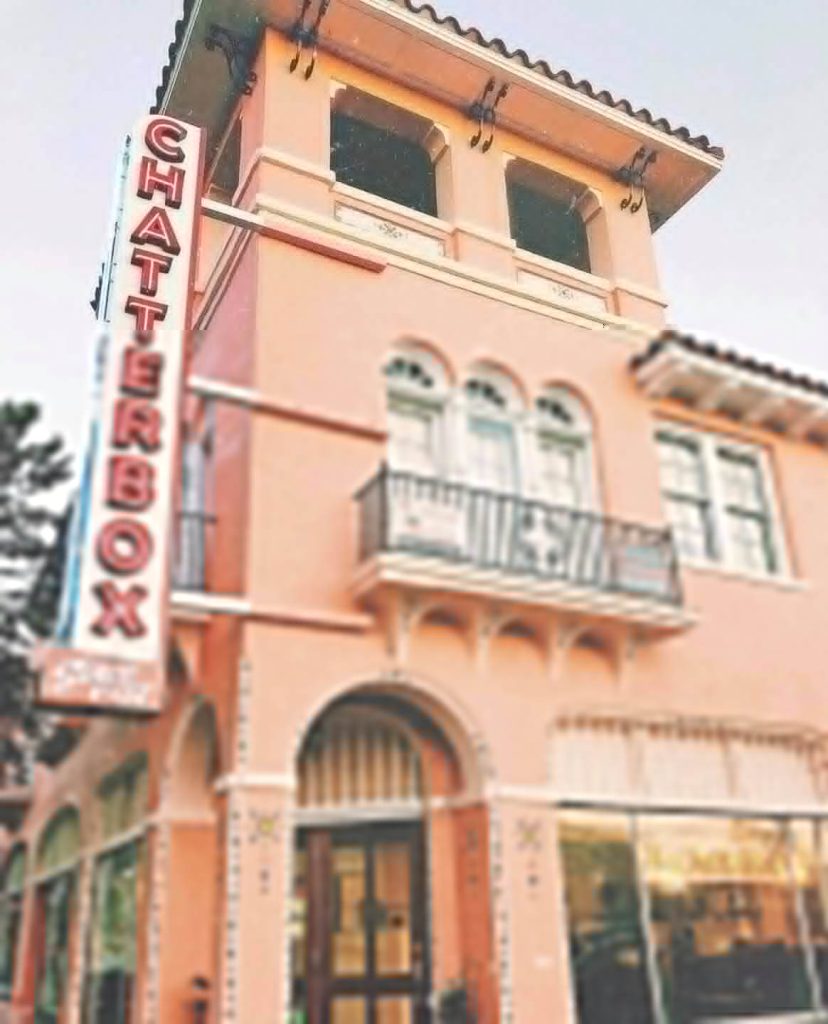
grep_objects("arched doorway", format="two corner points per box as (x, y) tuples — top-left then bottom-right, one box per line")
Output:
(290, 689), (495, 1024)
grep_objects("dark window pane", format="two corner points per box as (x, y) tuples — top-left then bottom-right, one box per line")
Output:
(559, 810), (655, 1024)
(640, 816), (813, 1022)
(331, 114), (437, 217)
(508, 181), (590, 271)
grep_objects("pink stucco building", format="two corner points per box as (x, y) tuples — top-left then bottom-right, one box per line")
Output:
(3, 3), (828, 1023)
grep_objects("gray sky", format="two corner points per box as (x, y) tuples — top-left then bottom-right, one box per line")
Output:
(1, 0), (826, 470)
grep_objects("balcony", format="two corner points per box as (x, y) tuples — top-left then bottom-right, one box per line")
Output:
(354, 469), (694, 635)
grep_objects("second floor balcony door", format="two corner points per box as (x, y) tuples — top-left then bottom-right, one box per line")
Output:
(467, 417), (518, 494)
(388, 401), (439, 478)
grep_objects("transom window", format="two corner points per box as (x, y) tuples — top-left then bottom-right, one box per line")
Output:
(656, 425), (782, 575)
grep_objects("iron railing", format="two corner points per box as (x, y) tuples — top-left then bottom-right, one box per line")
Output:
(356, 468), (683, 606)
(172, 511), (215, 592)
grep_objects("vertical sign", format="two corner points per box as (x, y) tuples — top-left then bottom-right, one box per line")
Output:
(36, 115), (204, 713)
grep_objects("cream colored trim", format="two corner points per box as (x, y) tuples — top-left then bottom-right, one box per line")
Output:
(354, 552), (697, 634)
(171, 590), (374, 632)
(613, 278), (670, 307)
(215, 772), (296, 793)
(294, 803), (423, 826)
(171, 591), (252, 617)
(236, 146), (336, 206)
(252, 192), (652, 340)
(332, 180), (452, 235)
(352, 0), (723, 170)
(453, 220), (517, 251)
(187, 373), (386, 441)
(682, 558), (807, 592)
(487, 783), (557, 805)
(514, 248), (612, 294)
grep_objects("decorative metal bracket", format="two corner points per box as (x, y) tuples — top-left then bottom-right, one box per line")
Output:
(289, 0), (333, 79)
(205, 24), (258, 96)
(615, 147), (658, 213)
(468, 77), (510, 152)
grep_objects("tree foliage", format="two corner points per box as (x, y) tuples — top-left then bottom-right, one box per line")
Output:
(0, 401), (72, 727)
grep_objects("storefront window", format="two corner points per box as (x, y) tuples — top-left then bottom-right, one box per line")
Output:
(35, 874), (75, 1024)
(559, 810), (655, 1024)
(83, 842), (143, 1024)
(34, 808), (80, 1024)
(0, 846), (27, 999)
(790, 820), (828, 1004)
(639, 816), (812, 1022)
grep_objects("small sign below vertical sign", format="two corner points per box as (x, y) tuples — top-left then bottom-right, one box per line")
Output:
(35, 115), (204, 713)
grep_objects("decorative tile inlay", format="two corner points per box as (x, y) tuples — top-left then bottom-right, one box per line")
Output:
(518, 268), (608, 315)
(249, 809), (281, 896)
(335, 203), (446, 258)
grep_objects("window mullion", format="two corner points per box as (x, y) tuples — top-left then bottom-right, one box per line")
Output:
(704, 434), (730, 565)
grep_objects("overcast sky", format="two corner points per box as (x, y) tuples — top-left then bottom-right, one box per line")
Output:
(1, 0), (826, 470)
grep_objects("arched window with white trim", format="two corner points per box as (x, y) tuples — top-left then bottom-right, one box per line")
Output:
(463, 367), (524, 494)
(385, 347), (448, 478)
(534, 387), (594, 509)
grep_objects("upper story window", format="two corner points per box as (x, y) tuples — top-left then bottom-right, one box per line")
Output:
(208, 117), (241, 199)
(535, 387), (594, 509)
(331, 87), (440, 217)
(656, 424), (783, 576)
(507, 159), (591, 273)
(464, 368), (524, 493)
(385, 347), (449, 476)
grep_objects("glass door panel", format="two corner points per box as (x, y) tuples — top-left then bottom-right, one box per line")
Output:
(376, 997), (413, 1024)
(468, 418), (518, 493)
(331, 996), (367, 1024)
(374, 841), (413, 976)
(332, 846), (368, 978)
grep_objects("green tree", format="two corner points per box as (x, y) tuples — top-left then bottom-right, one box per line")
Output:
(0, 401), (72, 732)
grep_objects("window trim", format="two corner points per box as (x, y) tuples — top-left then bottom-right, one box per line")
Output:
(656, 421), (789, 579)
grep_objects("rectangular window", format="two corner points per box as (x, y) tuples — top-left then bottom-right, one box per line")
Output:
(656, 426), (782, 574)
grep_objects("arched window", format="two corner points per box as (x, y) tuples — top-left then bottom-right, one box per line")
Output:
(84, 756), (149, 1024)
(385, 347), (448, 477)
(34, 808), (80, 1024)
(534, 387), (594, 509)
(464, 367), (523, 493)
(0, 845), (26, 998)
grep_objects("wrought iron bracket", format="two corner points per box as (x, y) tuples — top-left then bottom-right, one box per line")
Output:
(289, 0), (333, 79)
(615, 146), (658, 214)
(205, 24), (258, 96)
(468, 77), (510, 152)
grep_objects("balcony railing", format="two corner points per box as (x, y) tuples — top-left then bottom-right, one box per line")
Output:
(356, 468), (684, 607)
(172, 510), (214, 592)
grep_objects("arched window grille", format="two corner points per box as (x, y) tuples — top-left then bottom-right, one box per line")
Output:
(298, 712), (423, 810)
(0, 846), (26, 997)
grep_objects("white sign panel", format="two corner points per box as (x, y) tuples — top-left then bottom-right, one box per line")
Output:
(37, 115), (204, 713)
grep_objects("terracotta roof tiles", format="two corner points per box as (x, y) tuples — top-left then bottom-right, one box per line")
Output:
(151, 0), (724, 159)
(632, 329), (828, 400)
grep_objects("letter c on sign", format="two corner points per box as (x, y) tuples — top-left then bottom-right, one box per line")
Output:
(145, 117), (187, 164)
(97, 519), (154, 575)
